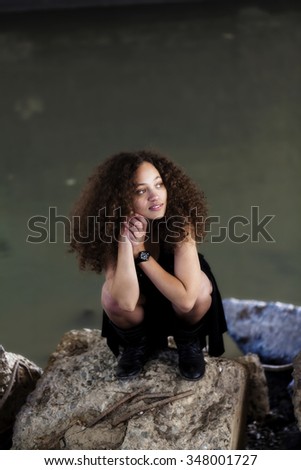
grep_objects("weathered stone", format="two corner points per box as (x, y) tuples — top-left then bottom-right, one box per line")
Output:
(235, 354), (270, 421)
(292, 352), (301, 431)
(0, 345), (42, 446)
(12, 329), (249, 450)
(223, 298), (301, 365)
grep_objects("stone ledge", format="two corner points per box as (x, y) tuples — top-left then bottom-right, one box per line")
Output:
(12, 329), (250, 450)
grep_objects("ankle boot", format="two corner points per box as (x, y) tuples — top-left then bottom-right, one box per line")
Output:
(174, 320), (206, 381)
(111, 323), (149, 379)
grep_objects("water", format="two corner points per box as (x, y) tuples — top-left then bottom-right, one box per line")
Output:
(1, 3), (301, 367)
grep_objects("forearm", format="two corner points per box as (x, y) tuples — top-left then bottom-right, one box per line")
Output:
(110, 241), (140, 311)
(138, 256), (195, 312)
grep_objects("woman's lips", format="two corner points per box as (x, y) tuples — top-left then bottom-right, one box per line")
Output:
(149, 203), (164, 211)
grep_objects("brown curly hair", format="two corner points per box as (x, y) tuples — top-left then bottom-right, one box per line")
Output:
(69, 150), (208, 274)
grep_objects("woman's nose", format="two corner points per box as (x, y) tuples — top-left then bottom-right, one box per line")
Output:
(148, 189), (159, 201)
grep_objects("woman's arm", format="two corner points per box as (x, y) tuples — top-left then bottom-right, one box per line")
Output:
(139, 236), (212, 313)
(104, 227), (140, 312)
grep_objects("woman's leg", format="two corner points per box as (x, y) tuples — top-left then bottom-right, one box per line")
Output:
(171, 275), (213, 381)
(101, 282), (148, 379)
(101, 281), (145, 328)
(171, 271), (213, 324)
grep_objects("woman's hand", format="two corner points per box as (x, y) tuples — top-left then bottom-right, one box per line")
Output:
(125, 213), (148, 254)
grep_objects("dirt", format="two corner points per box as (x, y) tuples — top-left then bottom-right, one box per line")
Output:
(245, 370), (301, 450)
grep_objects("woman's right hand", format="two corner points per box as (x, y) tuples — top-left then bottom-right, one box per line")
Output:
(121, 213), (148, 254)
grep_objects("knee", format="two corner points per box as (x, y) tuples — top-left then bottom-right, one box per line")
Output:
(194, 282), (213, 316)
(101, 284), (125, 316)
(197, 290), (212, 316)
(101, 283), (145, 329)
(192, 278), (213, 317)
(101, 282), (140, 317)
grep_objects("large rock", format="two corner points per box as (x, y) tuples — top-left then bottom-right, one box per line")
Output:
(0, 345), (42, 448)
(293, 352), (301, 431)
(235, 354), (270, 421)
(223, 298), (301, 365)
(12, 329), (250, 450)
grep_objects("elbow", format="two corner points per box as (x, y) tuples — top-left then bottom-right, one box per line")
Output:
(175, 288), (212, 316)
(175, 298), (196, 315)
(183, 301), (196, 314)
(102, 285), (138, 314)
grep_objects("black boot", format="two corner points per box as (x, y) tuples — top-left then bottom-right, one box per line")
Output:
(111, 323), (149, 379)
(174, 320), (206, 381)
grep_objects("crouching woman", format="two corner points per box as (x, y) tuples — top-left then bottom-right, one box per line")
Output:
(69, 150), (227, 381)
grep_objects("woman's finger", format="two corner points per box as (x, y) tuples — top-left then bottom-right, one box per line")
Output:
(128, 217), (144, 231)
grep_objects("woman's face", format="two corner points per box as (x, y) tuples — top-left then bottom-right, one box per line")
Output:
(132, 162), (167, 220)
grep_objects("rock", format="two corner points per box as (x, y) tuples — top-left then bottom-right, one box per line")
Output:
(0, 345), (42, 448)
(12, 329), (249, 450)
(292, 352), (301, 431)
(223, 298), (301, 365)
(235, 354), (270, 421)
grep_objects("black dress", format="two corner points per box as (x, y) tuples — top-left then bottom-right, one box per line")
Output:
(101, 250), (227, 358)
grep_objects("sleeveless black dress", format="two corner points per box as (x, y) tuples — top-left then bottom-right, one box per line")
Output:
(101, 251), (227, 358)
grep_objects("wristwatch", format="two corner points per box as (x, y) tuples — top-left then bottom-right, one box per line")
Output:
(135, 251), (150, 264)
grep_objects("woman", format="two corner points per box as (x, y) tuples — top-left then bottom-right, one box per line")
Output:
(69, 149), (227, 381)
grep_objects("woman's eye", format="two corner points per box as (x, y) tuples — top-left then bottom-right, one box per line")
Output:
(156, 182), (163, 188)
(136, 189), (145, 195)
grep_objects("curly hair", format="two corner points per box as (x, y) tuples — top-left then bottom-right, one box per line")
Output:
(69, 150), (208, 274)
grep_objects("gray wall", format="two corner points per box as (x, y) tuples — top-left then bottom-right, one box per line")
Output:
(1, 1), (301, 365)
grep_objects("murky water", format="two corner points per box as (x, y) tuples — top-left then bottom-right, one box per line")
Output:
(1, 4), (301, 367)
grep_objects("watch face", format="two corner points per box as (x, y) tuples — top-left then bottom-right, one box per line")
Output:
(140, 251), (149, 261)
(135, 251), (150, 264)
